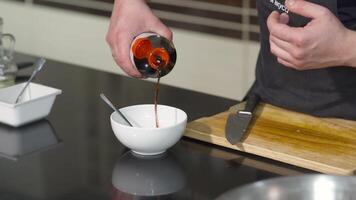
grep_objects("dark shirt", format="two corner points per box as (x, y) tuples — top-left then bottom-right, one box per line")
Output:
(338, 0), (356, 29)
(254, 0), (356, 120)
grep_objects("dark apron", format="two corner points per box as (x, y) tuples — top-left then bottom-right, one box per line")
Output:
(253, 0), (356, 120)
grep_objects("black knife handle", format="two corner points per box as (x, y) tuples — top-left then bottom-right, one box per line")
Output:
(244, 94), (260, 113)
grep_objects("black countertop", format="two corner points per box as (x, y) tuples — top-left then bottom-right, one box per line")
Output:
(0, 54), (313, 200)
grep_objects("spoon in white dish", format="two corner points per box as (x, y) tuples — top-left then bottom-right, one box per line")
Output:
(100, 93), (134, 127)
(15, 58), (46, 104)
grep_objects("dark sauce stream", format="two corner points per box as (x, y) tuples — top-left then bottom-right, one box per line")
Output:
(154, 71), (161, 128)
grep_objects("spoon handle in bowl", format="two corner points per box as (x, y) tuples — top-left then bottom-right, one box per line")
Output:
(15, 58), (46, 103)
(100, 93), (133, 127)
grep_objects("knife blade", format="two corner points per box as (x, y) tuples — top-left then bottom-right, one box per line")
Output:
(225, 94), (260, 144)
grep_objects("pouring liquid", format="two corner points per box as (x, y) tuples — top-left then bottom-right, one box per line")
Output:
(131, 33), (176, 128)
(154, 75), (161, 128)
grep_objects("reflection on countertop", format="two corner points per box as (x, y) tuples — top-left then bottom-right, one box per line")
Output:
(111, 151), (187, 199)
(0, 120), (61, 161)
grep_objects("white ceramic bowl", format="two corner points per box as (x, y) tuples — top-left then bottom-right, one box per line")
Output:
(0, 83), (62, 127)
(110, 104), (187, 155)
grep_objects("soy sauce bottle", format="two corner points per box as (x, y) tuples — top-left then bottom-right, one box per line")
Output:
(130, 33), (176, 78)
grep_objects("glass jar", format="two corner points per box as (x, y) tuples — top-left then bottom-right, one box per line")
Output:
(0, 17), (17, 88)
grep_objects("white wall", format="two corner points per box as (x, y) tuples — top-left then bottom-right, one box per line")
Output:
(0, 1), (259, 100)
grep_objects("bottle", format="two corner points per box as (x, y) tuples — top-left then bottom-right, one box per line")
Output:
(130, 33), (176, 78)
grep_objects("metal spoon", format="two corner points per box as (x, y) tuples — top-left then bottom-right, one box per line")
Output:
(15, 58), (46, 104)
(100, 93), (133, 127)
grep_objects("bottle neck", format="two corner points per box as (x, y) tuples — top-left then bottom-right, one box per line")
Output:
(148, 48), (169, 69)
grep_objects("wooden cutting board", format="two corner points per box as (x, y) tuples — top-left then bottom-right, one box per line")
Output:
(184, 103), (356, 175)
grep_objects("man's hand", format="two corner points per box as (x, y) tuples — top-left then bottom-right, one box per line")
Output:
(267, 0), (356, 70)
(106, 0), (172, 77)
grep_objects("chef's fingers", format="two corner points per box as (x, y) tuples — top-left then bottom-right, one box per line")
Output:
(277, 57), (296, 69)
(111, 33), (142, 78)
(267, 11), (302, 42)
(270, 35), (295, 54)
(150, 18), (173, 41)
(286, 0), (330, 19)
(271, 41), (306, 70)
(270, 39), (295, 63)
(279, 13), (289, 24)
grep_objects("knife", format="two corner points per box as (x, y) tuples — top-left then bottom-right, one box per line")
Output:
(225, 93), (260, 144)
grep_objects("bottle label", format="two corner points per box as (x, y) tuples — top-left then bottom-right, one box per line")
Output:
(130, 32), (157, 67)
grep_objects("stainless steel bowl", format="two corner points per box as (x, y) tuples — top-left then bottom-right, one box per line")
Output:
(216, 175), (356, 200)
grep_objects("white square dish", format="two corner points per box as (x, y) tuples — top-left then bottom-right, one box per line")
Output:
(0, 82), (62, 127)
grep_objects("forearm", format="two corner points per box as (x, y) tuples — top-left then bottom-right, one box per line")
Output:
(114, 0), (146, 5)
(113, 0), (147, 11)
(342, 29), (356, 68)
